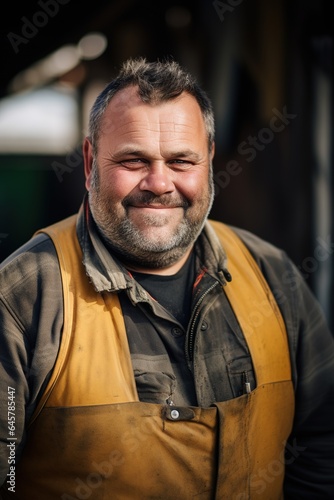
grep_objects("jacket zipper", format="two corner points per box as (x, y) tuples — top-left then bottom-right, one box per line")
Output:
(186, 281), (219, 364)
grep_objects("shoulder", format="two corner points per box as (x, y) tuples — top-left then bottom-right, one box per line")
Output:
(231, 226), (289, 264)
(1, 232), (59, 285)
(0, 233), (61, 332)
(208, 220), (329, 331)
(208, 220), (290, 270)
(0, 234), (64, 428)
(207, 220), (304, 319)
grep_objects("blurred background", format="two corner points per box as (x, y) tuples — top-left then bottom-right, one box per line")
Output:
(0, 0), (333, 329)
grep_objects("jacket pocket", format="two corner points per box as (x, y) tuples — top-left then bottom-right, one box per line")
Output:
(226, 355), (256, 397)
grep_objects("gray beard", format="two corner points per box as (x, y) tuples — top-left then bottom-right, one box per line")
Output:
(89, 199), (211, 269)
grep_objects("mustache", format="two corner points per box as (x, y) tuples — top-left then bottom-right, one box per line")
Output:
(122, 192), (189, 209)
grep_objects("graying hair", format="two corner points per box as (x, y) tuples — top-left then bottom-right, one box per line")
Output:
(88, 57), (215, 153)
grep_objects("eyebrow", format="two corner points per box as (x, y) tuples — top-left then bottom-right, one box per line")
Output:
(112, 147), (202, 162)
(168, 150), (202, 162)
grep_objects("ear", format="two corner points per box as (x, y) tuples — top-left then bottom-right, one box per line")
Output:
(83, 137), (94, 190)
(210, 141), (215, 162)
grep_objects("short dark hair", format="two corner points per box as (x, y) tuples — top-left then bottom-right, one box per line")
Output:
(88, 57), (215, 151)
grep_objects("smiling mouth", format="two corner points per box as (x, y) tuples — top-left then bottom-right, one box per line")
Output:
(123, 193), (189, 211)
(128, 205), (184, 218)
(130, 204), (182, 209)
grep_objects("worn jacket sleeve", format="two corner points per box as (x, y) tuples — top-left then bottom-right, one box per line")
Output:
(281, 260), (334, 498)
(0, 235), (62, 488)
(235, 227), (334, 498)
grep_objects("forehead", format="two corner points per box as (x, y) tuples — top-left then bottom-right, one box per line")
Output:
(99, 86), (207, 139)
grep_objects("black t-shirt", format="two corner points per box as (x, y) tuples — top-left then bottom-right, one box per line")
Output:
(131, 251), (196, 328)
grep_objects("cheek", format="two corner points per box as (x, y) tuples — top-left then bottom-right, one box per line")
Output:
(176, 172), (210, 201)
(102, 170), (141, 199)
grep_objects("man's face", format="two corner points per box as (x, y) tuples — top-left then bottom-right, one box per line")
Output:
(84, 86), (215, 271)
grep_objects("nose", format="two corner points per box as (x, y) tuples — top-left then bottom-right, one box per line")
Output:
(138, 162), (175, 195)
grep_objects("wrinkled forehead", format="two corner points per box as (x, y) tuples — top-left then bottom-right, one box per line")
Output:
(100, 86), (207, 138)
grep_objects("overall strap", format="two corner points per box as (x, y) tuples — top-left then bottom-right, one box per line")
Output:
(30, 214), (138, 422)
(208, 220), (291, 385)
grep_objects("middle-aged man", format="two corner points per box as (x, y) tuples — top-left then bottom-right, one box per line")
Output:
(0, 57), (334, 499)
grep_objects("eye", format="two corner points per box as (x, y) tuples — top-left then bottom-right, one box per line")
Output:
(120, 158), (147, 168)
(168, 159), (193, 170)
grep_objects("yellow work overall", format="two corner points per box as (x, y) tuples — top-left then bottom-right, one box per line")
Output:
(2, 217), (294, 499)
